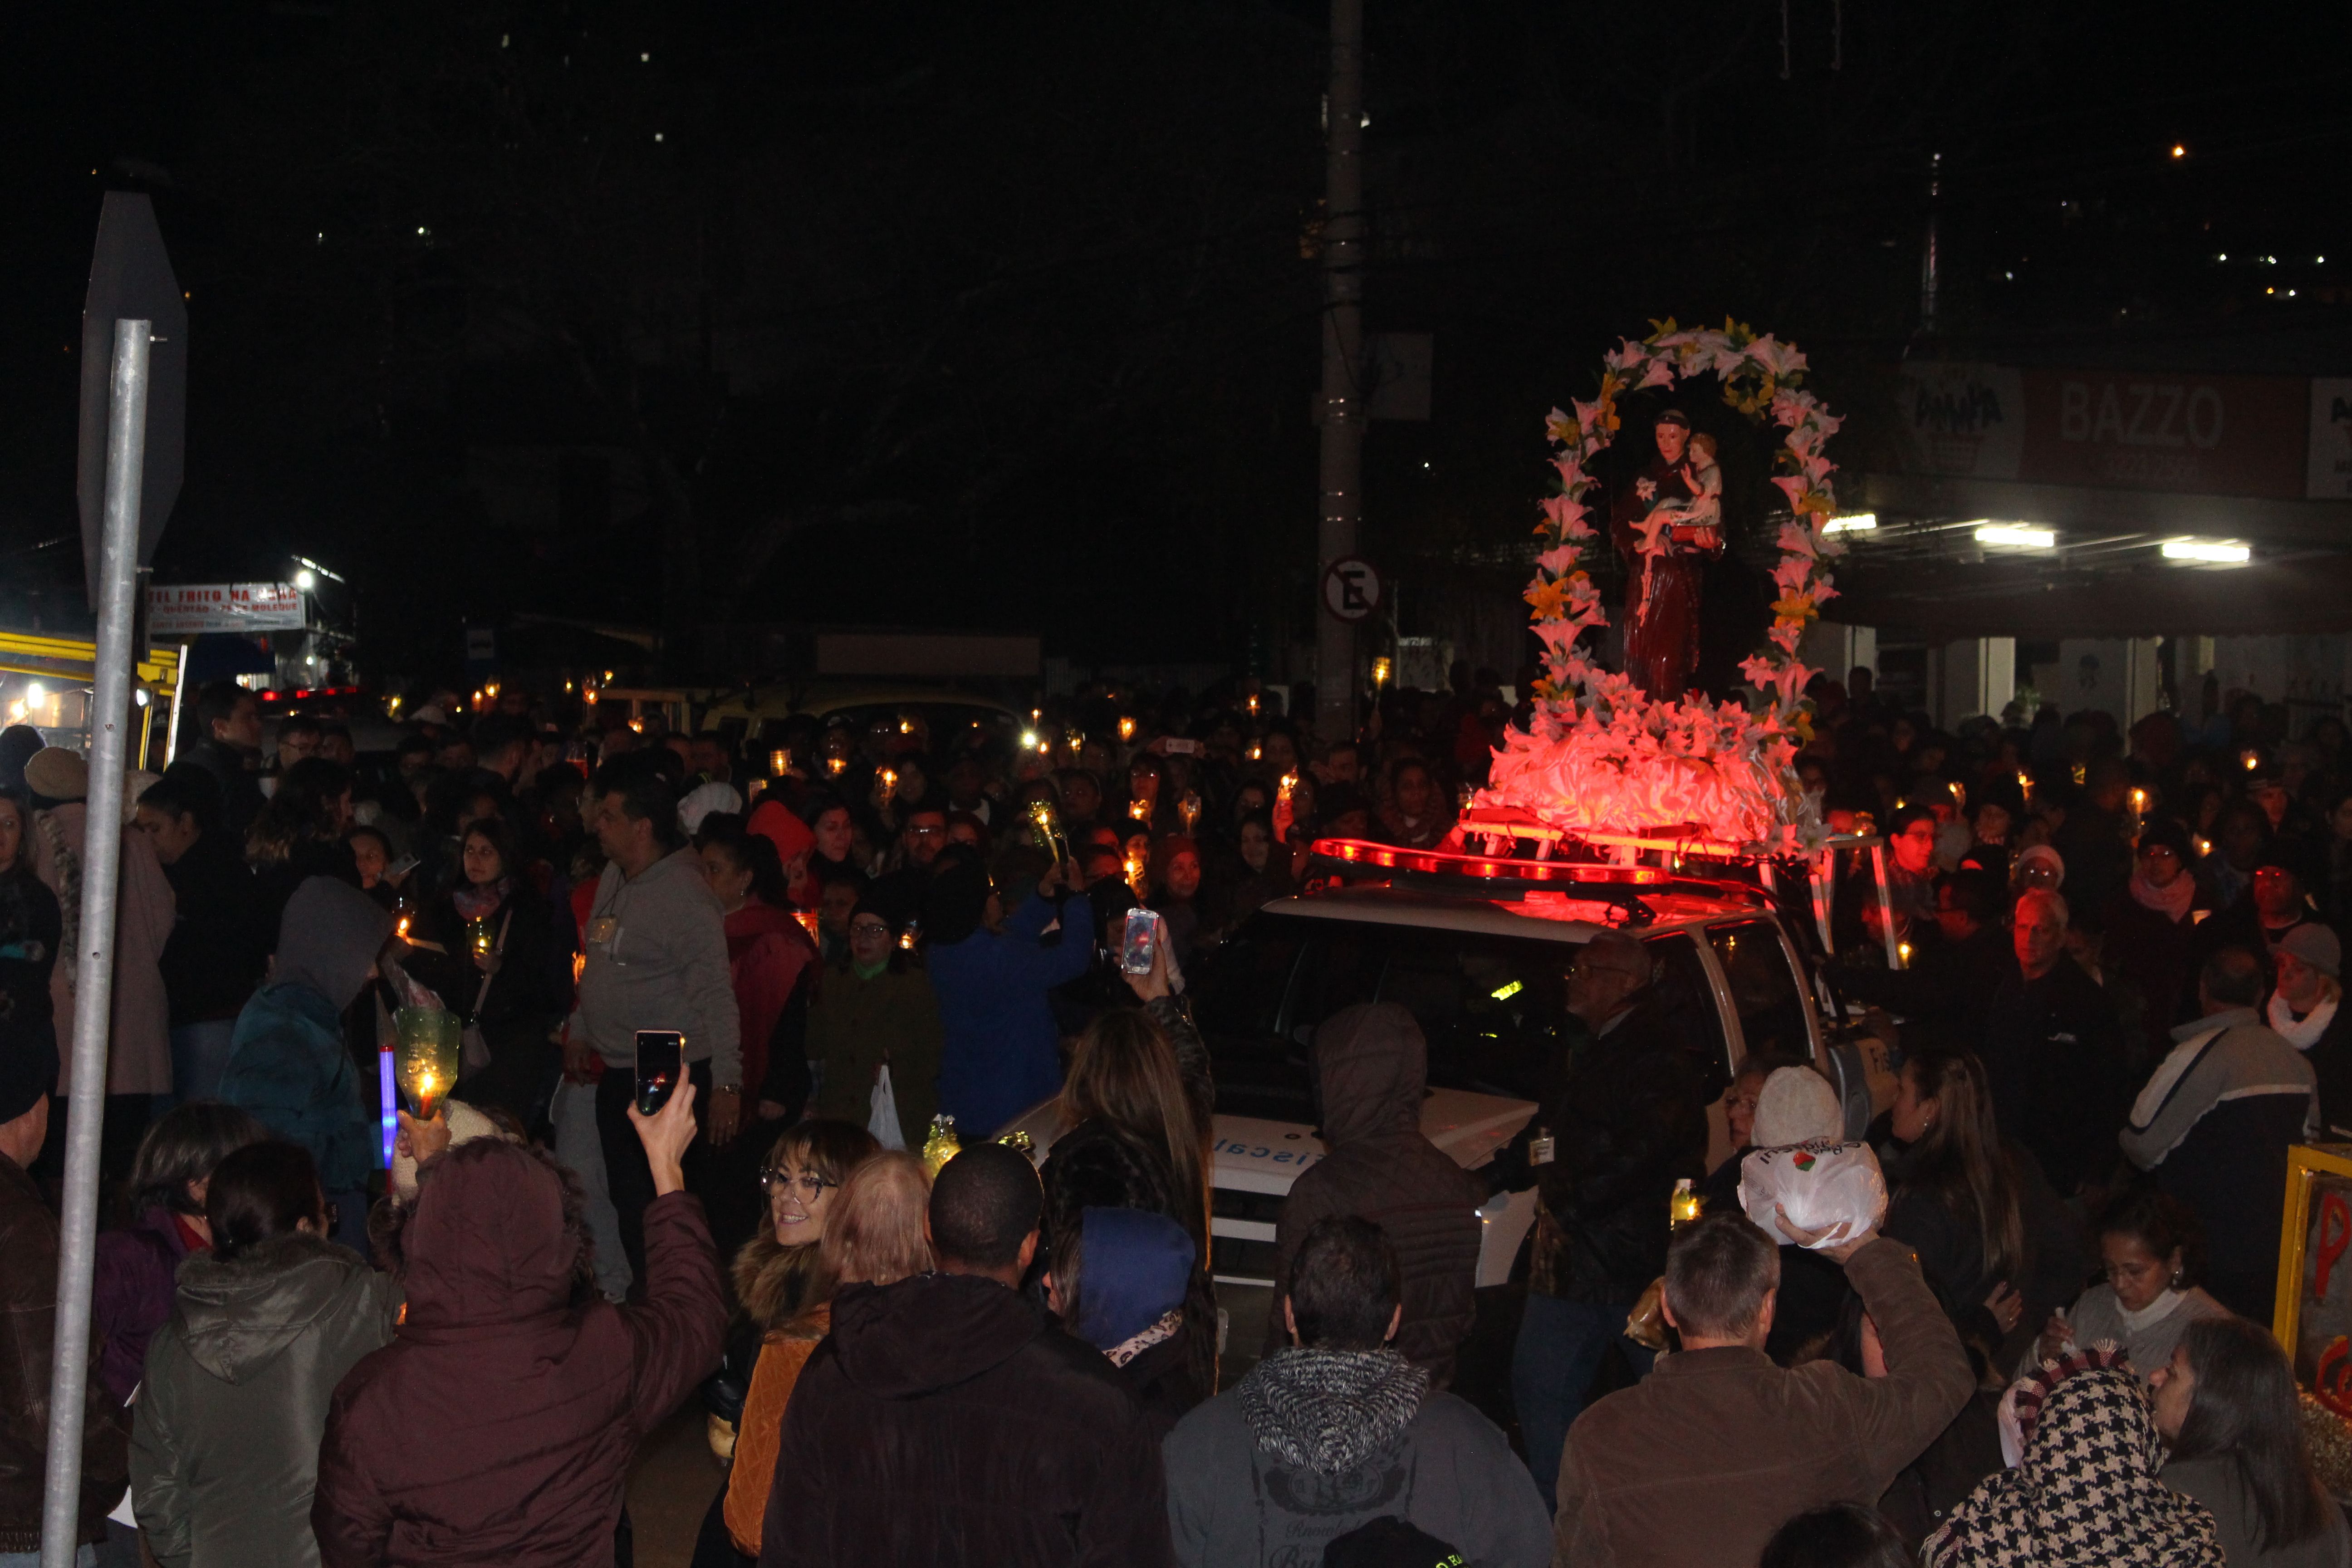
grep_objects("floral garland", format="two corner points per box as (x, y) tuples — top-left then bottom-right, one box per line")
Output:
(1471, 318), (1843, 851)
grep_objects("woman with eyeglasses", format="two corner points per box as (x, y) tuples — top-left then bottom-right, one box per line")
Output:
(706, 1141), (930, 1566)
(805, 898), (944, 1150)
(2033, 1187), (2228, 1386)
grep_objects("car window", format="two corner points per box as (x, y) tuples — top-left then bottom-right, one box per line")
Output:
(1643, 931), (1733, 1100)
(1706, 919), (1813, 1066)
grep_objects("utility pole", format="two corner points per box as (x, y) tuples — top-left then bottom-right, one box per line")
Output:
(1314, 0), (1365, 743)
(1919, 150), (1943, 335)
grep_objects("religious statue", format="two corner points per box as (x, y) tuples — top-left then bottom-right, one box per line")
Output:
(1610, 407), (1724, 697)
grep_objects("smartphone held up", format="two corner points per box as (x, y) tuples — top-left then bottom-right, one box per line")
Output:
(634, 1030), (685, 1117)
(1121, 908), (1164, 975)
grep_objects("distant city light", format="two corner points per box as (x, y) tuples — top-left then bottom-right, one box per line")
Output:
(1973, 523), (2054, 549)
(2161, 538), (2251, 565)
(1823, 513), (1877, 533)
(2171, 144), (2185, 159)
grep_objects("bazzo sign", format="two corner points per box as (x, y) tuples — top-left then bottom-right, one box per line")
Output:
(147, 583), (307, 637)
(2021, 370), (2308, 499)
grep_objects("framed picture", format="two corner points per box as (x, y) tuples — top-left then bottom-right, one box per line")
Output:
(2276, 1145), (2352, 1409)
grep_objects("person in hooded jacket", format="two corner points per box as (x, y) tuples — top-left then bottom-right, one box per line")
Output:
(1165, 1215), (1550, 1568)
(1263, 1003), (1484, 1388)
(311, 1080), (723, 1568)
(923, 846), (1094, 1140)
(130, 1140), (398, 1568)
(759, 1142), (1171, 1567)
(217, 878), (391, 1254)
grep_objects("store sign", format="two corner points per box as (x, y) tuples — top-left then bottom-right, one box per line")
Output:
(2310, 379), (2352, 501)
(147, 582), (306, 637)
(1896, 362), (2023, 480)
(2017, 369), (2308, 499)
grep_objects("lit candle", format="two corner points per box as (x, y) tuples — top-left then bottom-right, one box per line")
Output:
(1118, 716), (1136, 742)
(1372, 657), (1392, 688)
(1128, 798), (1151, 821)
(1896, 941), (1912, 969)
(1246, 693), (1259, 717)
(827, 756), (847, 776)
(771, 748), (791, 775)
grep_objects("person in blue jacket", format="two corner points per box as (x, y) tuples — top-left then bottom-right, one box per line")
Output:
(923, 846), (1094, 1139)
(217, 876), (391, 1250)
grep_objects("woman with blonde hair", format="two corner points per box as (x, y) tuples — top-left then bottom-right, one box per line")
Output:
(1039, 945), (1216, 1407)
(718, 1149), (931, 1562)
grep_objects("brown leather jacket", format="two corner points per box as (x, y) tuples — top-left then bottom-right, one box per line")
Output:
(0, 1155), (130, 1551)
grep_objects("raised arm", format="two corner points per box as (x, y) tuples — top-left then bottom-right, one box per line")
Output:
(621, 1083), (727, 1432)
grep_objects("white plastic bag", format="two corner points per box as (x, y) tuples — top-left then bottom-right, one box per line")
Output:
(1738, 1138), (1886, 1249)
(869, 1065), (906, 1151)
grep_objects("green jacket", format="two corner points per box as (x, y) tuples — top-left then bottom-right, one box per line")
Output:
(131, 1232), (398, 1568)
(807, 962), (945, 1148)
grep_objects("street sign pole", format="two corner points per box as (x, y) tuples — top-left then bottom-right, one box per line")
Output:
(41, 319), (149, 1568)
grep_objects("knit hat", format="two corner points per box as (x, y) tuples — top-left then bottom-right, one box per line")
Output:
(2135, 817), (2193, 861)
(1751, 1066), (1842, 1147)
(1070, 1207), (1194, 1354)
(678, 780), (744, 835)
(23, 748), (87, 805)
(0, 1028), (58, 1127)
(2014, 843), (2065, 887)
(2279, 922), (2342, 980)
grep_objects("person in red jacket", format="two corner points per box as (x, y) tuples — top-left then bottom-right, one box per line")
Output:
(311, 1084), (724, 1568)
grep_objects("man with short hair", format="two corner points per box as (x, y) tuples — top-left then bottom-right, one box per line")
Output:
(181, 679), (267, 839)
(761, 1144), (1171, 1567)
(1503, 929), (1711, 1506)
(272, 713), (325, 772)
(864, 804), (950, 932)
(1166, 1215), (1549, 1568)
(688, 732), (733, 787)
(2122, 946), (2318, 1321)
(1979, 887), (2129, 1197)
(468, 714), (532, 789)
(1553, 1211), (1972, 1568)
(568, 757), (741, 1287)
(1839, 866), (2016, 1052)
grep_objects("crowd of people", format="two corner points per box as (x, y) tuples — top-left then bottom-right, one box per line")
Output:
(0, 660), (2348, 1566)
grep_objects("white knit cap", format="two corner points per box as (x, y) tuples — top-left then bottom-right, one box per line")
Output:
(1751, 1065), (1842, 1147)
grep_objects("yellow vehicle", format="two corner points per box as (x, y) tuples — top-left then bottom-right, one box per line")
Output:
(0, 630), (181, 769)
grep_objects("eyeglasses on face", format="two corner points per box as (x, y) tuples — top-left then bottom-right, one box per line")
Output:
(760, 1169), (836, 1202)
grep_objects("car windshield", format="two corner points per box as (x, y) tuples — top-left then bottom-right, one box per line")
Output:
(1193, 911), (1731, 1122)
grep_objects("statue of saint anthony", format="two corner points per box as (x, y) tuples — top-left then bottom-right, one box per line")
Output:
(1609, 408), (1724, 697)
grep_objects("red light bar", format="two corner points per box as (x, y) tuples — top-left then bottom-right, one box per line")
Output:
(1309, 837), (1666, 885)
(259, 690), (281, 701)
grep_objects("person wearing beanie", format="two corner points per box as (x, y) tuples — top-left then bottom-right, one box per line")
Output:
(805, 897), (944, 1150)
(2198, 840), (2323, 971)
(217, 877), (394, 1252)
(1047, 1206), (1198, 1439)
(922, 844), (1094, 1141)
(2270, 922), (2352, 1137)
(2102, 817), (2214, 1068)
(0, 1038), (130, 1556)
(23, 746), (177, 1189)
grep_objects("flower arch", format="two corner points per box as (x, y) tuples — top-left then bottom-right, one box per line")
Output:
(1469, 319), (1844, 851)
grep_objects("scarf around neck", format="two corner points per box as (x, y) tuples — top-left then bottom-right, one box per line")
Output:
(2270, 989), (2340, 1051)
(2129, 866), (2195, 923)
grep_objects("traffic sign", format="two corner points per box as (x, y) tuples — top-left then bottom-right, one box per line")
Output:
(78, 193), (187, 609)
(1321, 557), (1382, 622)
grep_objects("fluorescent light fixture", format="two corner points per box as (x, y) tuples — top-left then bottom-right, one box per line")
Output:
(1973, 522), (2055, 549)
(1823, 513), (1877, 533)
(2161, 538), (2251, 565)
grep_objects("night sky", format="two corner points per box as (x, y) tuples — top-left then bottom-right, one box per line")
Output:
(1, 2), (2345, 685)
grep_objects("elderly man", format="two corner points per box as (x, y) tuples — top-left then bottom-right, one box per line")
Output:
(1498, 930), (1712, 1507)
(1979, 888), (2129, 1198)
(1554, 1211), (1971, 1568)
(2123, 946), (2318, 1322)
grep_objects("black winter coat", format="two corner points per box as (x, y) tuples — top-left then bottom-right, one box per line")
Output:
(760, 1273), (1172, 1568)
(1518, 997), (1710, 1305)
(1979, 957), (2128, 1197)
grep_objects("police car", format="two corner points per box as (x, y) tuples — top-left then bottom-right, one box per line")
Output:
(1188, 831), (1888, 1292)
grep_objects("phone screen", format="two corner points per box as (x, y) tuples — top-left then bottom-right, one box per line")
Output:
(634, 1030), (685, 1116)
(1120, 908), (1160, 975)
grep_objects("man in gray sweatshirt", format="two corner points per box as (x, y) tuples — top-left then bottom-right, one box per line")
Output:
(568, 757), (740, 1285)
(1164, 1215), (1551, 1568)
